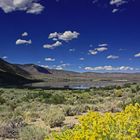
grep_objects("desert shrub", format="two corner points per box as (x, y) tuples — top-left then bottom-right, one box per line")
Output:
(8, 102), (17, 111)
(82, 104), (94, 112)
(135, 85), (140, 92)
(77, 92), (91, 104)
(47, 93), (66, 104)
(130, 84), (140, 93)
(93, 90), (111, 97)
(116, 85), (122, 90)
(0, 89), (4, 94)
(23, 111), (40, 123)
(123, 83), (131, 88)
(36, 91), (52, 102)
(19, 125), (47, 140)
(0, 105), (22, 122)
(114, 89), (123, 97)
(131, 87), (137, 93)
(46, 104), (140, 140)
(89, 98), (99, 104)
(84, 89), (91, 92)
(125, 87), (131, 92)
(43, 107), (65, 128)
(0, 96), (6, 104)
(102, 85), (117, 90)
(117, 97), (140, 110)
(62, 104), (92, 116)
(131, 95), (140, 105)
(65, 95), (78, 105)
(0, 117), (26, 139)
(64, 105), (85, 116)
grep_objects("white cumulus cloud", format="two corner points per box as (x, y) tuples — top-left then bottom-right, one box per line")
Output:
(134, 53), (140, 58)
(89, 50), (98, 55)
(0, 0), (44, 14)
(98, 43), (108, 47)
(59, 31), (79, 42)
(110, 0), (127, 6)
(22, 32), (28, 37)
(16, 39), (32, 45)
(69, 48), (75, 52)
(107, 55), (119, 59)
(89, 44), (108, 55)
(84, 66), (135, 71)
(55, 66), (63, 70)
(49, 31), (80, 42)
(44, 31), (80, 49)
(26, 2), (44, 14)
(45, 57), (55, 62)
(80, 58), (85, 61)
(2, 56), (8, 59)
(39, 65), (49, 68)
(95, 47), (108, 52)
(112, 8), (119, 13)
(52, 63), (70, 70)
(43, 41), (62, 49)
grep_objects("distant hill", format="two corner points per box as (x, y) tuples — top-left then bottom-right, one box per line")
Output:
(82, 72), (140, 81)
(18, 64), (81, 80)
(0, 59), (39, 86)
(0, 58), (31, 77)
(18, 64), (51, 75)
(17, 63), (140, 82)
(0, 58), (140, 86)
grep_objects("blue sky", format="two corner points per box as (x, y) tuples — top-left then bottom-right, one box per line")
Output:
(0, 0), (140, 72)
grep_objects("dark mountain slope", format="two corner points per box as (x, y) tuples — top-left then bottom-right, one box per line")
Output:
(18, 63), (140, 81)
(0, 59), (38, 86)
(18, 64), (51, 75)
(18, 64), (81, 80)
(1, 58), (140, 86)
(0, 58), (31, 78)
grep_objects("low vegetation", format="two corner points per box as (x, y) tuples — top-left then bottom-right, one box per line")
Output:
(0, 83), (140, 139)
(46, 103), (140, 140)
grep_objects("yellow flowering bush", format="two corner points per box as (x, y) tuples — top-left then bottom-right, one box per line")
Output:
(45, 104), (140, 140)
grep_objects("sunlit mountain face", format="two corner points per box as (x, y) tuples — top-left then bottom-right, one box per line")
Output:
(0, 0), (140, 73)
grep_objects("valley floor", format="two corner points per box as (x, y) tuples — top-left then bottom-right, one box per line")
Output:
(0, 83), (140, 140)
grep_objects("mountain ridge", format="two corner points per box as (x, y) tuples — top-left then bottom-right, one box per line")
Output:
(0, 59), (40, 86)
(1, 58), (140, 86)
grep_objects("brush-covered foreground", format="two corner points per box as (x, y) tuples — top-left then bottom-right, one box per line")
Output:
(46, 104), (140, 140)
(0, 83), (140, 140)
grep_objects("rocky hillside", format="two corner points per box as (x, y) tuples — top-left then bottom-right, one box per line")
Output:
(0, 59), (38, 85)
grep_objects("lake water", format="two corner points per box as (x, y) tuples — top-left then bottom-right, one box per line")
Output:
(24, 80), (132, 89)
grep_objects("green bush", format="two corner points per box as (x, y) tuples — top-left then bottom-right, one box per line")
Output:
(48, 94), (66, 104)
(0, 117), (25, 139)
(65, 105), (85, 116)
(0, 96), (6, 104)
(19, 125), (47, 140)
(43, 107), (65, 128)
(114, 89), (123, 97)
